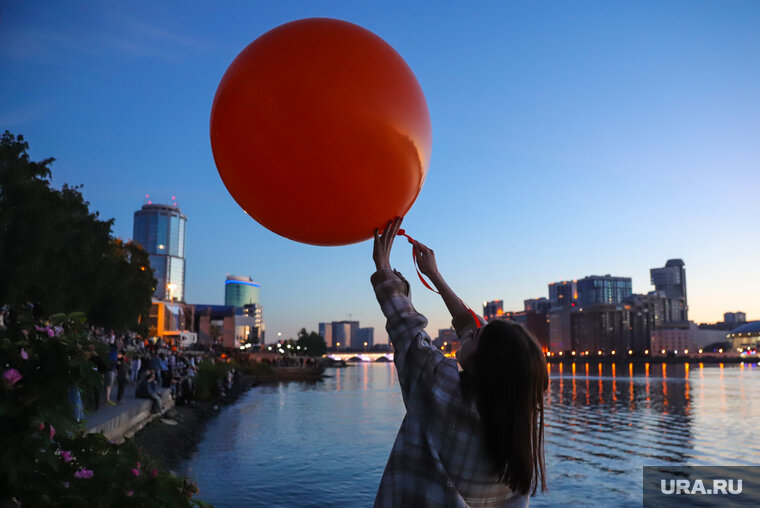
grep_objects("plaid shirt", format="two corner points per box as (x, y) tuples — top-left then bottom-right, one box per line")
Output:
(372, 269), (528, 508)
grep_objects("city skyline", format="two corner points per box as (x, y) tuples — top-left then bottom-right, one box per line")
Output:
(2, 2), (758, 341)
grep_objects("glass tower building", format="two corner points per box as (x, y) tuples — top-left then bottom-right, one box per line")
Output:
(576, 275), (633, 306)
(224, 275), (261, 307)
(133, 203), (187, 302)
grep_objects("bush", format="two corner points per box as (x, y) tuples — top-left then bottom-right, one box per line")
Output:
(0, 312), (209, 507)
(193, 360), (231, 401)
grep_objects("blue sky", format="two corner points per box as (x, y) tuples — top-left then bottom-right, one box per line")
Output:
(2, 1), (758, 341)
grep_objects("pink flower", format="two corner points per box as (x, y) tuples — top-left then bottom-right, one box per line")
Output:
(34, 325), (56, 337)
(20, 349), (28, 360)
(126, 491), (134, 497)
(151, 469), (157, 478)
(38, 423), (44, 430)
(2, 369), (22, 386)
(49, 424), (55, 440)
(131, 468), (140, 476)
(74, 469), (94, 479)
(61, 451), (74, 463)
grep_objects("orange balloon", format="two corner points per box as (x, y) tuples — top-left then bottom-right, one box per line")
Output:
(210, 18), (432, 246)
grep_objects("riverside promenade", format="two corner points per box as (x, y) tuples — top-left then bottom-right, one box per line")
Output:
(85, 388), (173, 443)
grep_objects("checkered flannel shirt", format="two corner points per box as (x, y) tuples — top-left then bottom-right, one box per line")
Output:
(372, 269), (528, 508)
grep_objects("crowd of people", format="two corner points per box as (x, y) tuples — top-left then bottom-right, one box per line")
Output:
(85, 328), (201, 415)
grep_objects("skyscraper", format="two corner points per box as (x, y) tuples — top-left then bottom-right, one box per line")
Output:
(650, 259), (688, 322)
(133, 202), (187, 301)
(224, 275), (261, 307)
(650, 259), (687, 300)
(576, 275), (632, 306)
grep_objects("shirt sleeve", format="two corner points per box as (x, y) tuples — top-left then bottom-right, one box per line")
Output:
(371, 269), (455, 408)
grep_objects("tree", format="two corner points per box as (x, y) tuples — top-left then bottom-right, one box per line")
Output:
(297, 328), (327, 357)
(0, 131), (156, 333)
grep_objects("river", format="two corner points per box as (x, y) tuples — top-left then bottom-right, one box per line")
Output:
(179, 361), (760, 507)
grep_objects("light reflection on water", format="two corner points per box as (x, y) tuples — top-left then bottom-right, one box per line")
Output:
(179, 362), (760, 507)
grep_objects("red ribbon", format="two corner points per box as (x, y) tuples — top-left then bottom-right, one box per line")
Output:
(397, 228), (482, 328)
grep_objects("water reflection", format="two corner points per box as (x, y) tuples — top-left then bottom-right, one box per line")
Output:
(541, 361), (760, 506)
(179, 362), (760, 507)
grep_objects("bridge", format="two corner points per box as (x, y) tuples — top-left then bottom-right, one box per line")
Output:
(327, 352), (394, 362)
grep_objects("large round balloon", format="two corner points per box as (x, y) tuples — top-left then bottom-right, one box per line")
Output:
(210, 18), (432, 246)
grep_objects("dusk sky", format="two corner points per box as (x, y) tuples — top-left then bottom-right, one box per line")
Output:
(2, 1), (758, 342)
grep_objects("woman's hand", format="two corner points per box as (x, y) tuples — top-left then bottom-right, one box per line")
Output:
(412, 240), (440, 282)
(373, 217), (403, 271)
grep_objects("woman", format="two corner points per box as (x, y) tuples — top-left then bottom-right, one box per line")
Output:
(115, 350), (130, 404)
(371, 217), (548, 507)
(136, 368), (164, 414)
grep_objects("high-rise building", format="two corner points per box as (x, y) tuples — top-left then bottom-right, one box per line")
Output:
(319, 322), (333, 347)
(238, 304), (264, 344)
(524, 297), (551, 314)
(548, 275), (631, 352)
(548, 280), (577, 351)
(357, 327), (374, 349)
(332, 320), (358, 350)
(724, 312), (747, 326)
(576, 275), (632, 306)
(133, 202), (187, 301)
(650, 259), (687, 322)
(483, 300), (504, 321)
(548, 280), (578, 308)
(224, 275), (261, 307)
(320, 321), (361, 349)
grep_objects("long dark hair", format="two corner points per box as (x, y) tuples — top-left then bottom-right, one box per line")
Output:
(463, 320), (548, 495)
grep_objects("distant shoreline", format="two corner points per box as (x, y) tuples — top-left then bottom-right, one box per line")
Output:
(545, 355), (754, 365)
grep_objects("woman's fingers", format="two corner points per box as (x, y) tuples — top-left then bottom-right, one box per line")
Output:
(382, 220), (393, 238)
(413, 240), (432, 254)
(390, 216), (403, 237)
